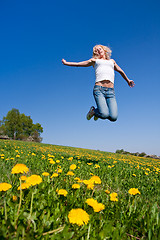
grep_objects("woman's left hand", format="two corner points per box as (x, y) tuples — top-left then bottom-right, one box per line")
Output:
(128, 80), (135, 88)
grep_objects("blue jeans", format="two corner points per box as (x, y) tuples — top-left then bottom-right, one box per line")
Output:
(93, 85), (118, 121)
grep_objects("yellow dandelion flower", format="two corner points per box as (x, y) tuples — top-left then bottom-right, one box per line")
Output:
(26, 175), (42, 186)
(128, 188), (141, 195)
(56, 160), (60, 163)
(110, 193), (117, 198)
(12, 195), (18, 201)
(74, 177), (80, 181)
(110, 196), (118, 202)
(68, 208), (89, 226)
(20, 175), (27, 181)
(146, 168), (150, 171)
(110, 193), (118, 202)
(90, 176), (101, 184)
(42, 172), (50, 176)
(87, 183), (94, 190)
(70, 164), (77, 170)
(72, 184), (80, 189)
(49, 160), (55, 164)
(87, 163), (93, 165)
(93, 203), (105, 212)
(86, 198), (105, 212)
(86, 198), (98, 207)
(68, 157), (73, 161)
(17, 182), (31, 190)
(11, 164), (29, 174)
(105, 190), (110, 194)
(66, 171), (74, 176)
(77, 179), (83, 183)
(50, 173), (58, 178)
(57, 189), (68, 196)
(83, 180), (91, 185)
(132, 174), (136, 177)
(0, 183), (12, 191)
(95, 164), (100, 168)
(57, 169), (62, 173)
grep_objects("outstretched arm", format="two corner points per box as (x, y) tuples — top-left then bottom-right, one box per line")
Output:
(62, 58), (95, 67)
(113, 60), (135, 88)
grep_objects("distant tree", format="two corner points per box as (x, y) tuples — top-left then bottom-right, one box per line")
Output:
(2, 109), (22, 139)
(0, 122), (6, 136)
(138, 152), (146, 157)
(32, 123), (43, 135)
(20, 113), (33, 136)
(31, 123), (43, 142)
(0, 108), (43, 142)
(31, 131), (42, 143)
(116, 149), (125, 154)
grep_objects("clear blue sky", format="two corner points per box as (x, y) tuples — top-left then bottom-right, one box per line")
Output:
(1, 0), (160, 156)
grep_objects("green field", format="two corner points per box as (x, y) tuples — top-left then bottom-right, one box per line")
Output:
(0, 140), (160, 239)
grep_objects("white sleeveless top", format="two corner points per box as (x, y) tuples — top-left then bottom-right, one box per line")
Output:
(94, 59), (115, 84)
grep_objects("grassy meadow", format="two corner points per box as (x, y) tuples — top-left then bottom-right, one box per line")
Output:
(0, 139), (160, 239)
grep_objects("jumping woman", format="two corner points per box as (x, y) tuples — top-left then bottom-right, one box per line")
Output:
(62, 44), (135, 122)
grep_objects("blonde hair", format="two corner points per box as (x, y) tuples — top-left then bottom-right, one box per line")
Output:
(93, 44), (112, 60)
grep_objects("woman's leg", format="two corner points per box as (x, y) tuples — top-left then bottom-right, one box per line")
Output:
(93, 86), (118, 121)
(105, 88), (118, 122)
(93, 86), (110, 119)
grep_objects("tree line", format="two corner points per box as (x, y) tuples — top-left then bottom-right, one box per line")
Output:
(0, 109), (43, 142)
(116, 149), (160, 159)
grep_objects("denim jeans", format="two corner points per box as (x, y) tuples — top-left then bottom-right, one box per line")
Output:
(93, 85), (118, 121)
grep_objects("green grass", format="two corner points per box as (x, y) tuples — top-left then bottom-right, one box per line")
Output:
(0, 140), (160, 239)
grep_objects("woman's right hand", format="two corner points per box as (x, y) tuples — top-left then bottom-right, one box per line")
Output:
(62, 59), (67, 65)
